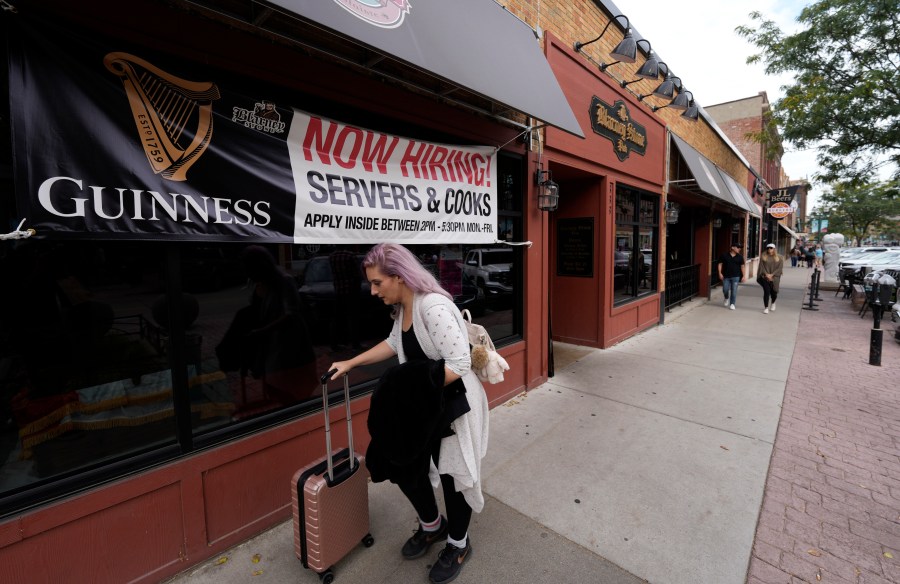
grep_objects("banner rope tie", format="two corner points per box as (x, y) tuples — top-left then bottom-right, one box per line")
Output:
(0, 219), (36, 240)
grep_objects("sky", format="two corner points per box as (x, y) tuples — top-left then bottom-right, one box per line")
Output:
(606, 0), (820, 209)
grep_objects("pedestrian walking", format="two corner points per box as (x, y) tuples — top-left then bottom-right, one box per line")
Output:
(758, 243), (784, 314)
(717, 242), (745, 310)
(790, 246), (801, 267)
(814, 244), (823, 268)
(328, 243), (488, 584)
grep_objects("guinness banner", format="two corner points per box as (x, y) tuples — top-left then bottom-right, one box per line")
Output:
(7, 19), (497, 244)
(287, 111), (497, 244)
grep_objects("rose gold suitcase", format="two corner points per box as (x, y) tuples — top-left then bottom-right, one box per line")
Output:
(291, 371), (373, 583)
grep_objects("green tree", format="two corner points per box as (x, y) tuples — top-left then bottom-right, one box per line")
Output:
(815, 180), (900, 245)
(736, 0), (900, 183)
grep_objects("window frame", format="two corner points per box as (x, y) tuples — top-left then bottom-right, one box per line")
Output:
(747, 216), (761, 259)
(613, 183), (659, 306)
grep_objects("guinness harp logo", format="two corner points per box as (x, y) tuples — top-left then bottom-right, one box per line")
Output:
(104, 52), (221, 181)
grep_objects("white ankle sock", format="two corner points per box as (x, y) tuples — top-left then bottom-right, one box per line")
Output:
(420, 515), (442, 532)
(447, 534), (467, 549)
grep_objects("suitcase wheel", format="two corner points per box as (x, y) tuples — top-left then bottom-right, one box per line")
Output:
(362, 534), (374, 548)
(318, 569), (334, 584)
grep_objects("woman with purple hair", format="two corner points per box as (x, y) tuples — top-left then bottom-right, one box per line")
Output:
(329, 243), (488, 584)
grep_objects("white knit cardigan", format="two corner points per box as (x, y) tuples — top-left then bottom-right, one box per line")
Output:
(385, 292), (490, 512)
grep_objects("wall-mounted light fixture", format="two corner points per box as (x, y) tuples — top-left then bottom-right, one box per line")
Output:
(665, 201), (680, 224)
(599, 32), (645, 72)
(651, 69), (681, 100)
(712, 217), (723, 229)
(574, 14), (634, 59)
(536, 169), (560, 212)
(652, 88), (691, 112)
(681, 93), (700, 121)
(637, 63), (676, 101)
(618, 40), (660, 86)
(639, 64), (682, 102)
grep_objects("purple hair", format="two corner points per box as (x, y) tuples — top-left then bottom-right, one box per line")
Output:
(363, 244), (452, 301)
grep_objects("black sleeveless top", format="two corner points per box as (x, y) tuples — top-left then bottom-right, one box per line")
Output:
(402, 325), (470, 435)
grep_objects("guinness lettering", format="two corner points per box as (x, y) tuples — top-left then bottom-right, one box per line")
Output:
(38, 176), (272, 227)
(589, 97), (647, 162)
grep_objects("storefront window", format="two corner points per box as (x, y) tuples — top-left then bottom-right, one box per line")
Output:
(747, 217), (761, 259)
(0, 242), (181, 499)
(0, 156), (525, 514)
(613, 184), (658, 304)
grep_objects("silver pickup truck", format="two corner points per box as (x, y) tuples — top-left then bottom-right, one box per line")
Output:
(459, 248), (513, 298)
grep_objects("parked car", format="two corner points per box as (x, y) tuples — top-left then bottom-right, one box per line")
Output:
(840, 246), (894, 260)
(459, 248), (513, 299)
(839, 250), (900, 272)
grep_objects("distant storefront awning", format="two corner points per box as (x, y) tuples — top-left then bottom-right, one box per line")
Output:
(266, 0), (584, 138)
(716, 168), (761, 217)
(779, 222), (802, 240)
(670, 134), (755, 215)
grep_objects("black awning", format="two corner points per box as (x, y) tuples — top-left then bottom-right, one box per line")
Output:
(670, 134), (741, 209)
(717, 168), (760, 217)
(265, 0), (584, 137)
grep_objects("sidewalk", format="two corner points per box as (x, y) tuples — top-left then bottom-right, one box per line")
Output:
(747, 272), (900, 584)
(164, 266), (899, 584)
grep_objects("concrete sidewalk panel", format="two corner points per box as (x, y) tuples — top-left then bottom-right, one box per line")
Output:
(484, 386), (773, 584)
(165, 479), (648, 584)
(635, 312), (799, 368)
(548, 352), (785, 443)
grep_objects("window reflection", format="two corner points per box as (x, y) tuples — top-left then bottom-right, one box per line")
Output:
(747, 217), (761, 259)
(185, 241), (519, 429)
(0, 242), (181, 492)
(0, 154), (526, 507)
(613, 185), (658, 304)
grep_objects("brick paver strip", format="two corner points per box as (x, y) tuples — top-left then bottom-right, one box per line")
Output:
(747, 276), (900, 584)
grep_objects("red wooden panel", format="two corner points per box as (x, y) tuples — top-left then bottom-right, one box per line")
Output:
(0, 483), (184, 584)
(606, 296), (660, 347)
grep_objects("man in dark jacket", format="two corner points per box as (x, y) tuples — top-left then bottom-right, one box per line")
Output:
(717, 242), (746, 310)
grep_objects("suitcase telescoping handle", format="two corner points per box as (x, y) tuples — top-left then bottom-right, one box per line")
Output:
(321, 369), (355, 482)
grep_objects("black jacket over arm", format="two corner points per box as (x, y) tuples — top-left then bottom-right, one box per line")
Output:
(365, 358), (446, 485)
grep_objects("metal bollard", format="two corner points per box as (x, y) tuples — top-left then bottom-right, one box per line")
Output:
(868, 283), (891, 366)
(802, 271), (819, 311)
(813, 269), (823, 300)
(870, 328), (883, 366)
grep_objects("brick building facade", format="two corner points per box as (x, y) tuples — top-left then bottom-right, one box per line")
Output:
(707, 92), (809, 247)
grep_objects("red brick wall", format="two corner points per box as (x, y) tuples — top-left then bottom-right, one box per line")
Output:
(716, 117), (764, 173)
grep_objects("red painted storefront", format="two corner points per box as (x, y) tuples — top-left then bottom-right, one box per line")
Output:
(0, 2), (557, 582)
(541, 33), (667, 348)
(0, 4), (703, 582)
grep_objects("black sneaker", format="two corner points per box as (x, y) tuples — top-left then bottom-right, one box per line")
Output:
(428, 540), (472, 584)
(401, 516), (448, 559)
